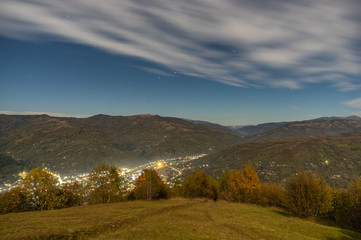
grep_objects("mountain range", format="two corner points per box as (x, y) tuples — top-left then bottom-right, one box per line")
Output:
(0, 114), (242, 173)
(236, 116), (361, 140)
(1, 114), (361, 187)
(193, 135), (361, 187)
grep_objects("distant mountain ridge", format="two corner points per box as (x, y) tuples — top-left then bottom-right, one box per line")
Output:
(193, 135), (361, 187)
(243, 116), (361, 141)
(0, 114), (242, 173)
(232, 116), (361, 138)
(232, 122), (289, 136)
(185, 119), (239, 136)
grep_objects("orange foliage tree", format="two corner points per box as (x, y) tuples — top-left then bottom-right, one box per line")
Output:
(239, 163), (260, 202)
(132, 169), (169, 200)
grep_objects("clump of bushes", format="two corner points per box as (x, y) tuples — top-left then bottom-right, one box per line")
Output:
(283, 171), (331, 218)
(1, 162), (360, 233)
(258, 183), (285, 208)
(218, 163), (260, 203)
(181, 170), (218, 201)
(331, 178), (361, 231)
(181, 166), (360, 233)
(0, 168), (84, 214)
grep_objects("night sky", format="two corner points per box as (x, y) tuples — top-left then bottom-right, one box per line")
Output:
(1, 0), (361, 125)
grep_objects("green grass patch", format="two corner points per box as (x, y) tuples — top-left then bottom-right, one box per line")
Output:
(0, 199), (360, 240)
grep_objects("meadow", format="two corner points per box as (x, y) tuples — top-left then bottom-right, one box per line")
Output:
(1, 199), (360, 240)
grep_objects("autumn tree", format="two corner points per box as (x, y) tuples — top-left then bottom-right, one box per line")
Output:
(228, 169), (243, 201)
(259, 183), (285, 207)
(87, 163), (123, 204)
(219, 169), (243, 201)
(132, 169), (169, 200)
(344, 177), (361, 231)
(219, 171), (231, 200)
(0, 187), (31, 214)
(239, 163), (260, 203)
(58, 182), (84, 207)
(332, 177), (361, 231)
(22, 168), (60, 210)
(284, 171), (331, 218)
(1, 168), (85, 213)
(181, 171), (218, 200)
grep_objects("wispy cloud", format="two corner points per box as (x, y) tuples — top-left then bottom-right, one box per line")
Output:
(344, 98), (361, 109)
(0, 0), (360, 89)
(0, 110), (90, 118)
(344, 97), (361, 116)
(137, 67), (173, 77)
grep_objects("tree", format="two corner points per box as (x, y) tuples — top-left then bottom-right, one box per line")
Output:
(181, 171), (218, 200)
(219, 169), (243, 201)
(1, 168), (85, 214)
(285, 171), (331, 218)
(228, 169), (243, 201)
(219, 171), (231, 200)
(259, 183), (285, 207)
(87, 163), (123, 204)
(0, 187), (31, 214)
(22, 168), (59, 210)
(347, 177), (361, 231)
(332, 177), (361, 232)
(57, 182), (84, 207)
(132, 169), (169, 200)
(240, 163), (260, 192)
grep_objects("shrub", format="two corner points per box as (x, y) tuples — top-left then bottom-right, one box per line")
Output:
(0, 187), (32, 214)
(258, 183), (285, 207)
(182, 171), (218, 200)
(332, 177), (361, 232)
(284, 171), (331, 218)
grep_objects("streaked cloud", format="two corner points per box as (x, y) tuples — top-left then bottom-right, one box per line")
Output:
(0, 110), (90, 118)
(344, 97), (361, 109)
(344, 97), (361, 117)
(0, 0), (360, 89)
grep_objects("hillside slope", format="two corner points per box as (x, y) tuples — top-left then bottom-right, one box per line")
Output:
(244, 117), (361, 141)
(233, 121), (289, 136)
(0, 114), (242, 173)
(196, 136), (361, 187)
(0, 200), (360, 240)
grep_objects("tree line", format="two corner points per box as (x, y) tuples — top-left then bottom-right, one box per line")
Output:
(0, 162), (360, 232)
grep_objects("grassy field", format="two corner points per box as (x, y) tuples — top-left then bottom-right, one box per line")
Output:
(0, 199), (360, 240)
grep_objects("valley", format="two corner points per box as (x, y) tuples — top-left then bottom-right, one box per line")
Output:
(1, 114), (361, 189)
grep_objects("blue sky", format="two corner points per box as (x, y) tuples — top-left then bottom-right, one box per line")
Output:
(1, 0), (361, 125)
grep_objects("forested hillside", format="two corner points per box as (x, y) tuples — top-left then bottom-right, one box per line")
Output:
(0, 114), (242, 173)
